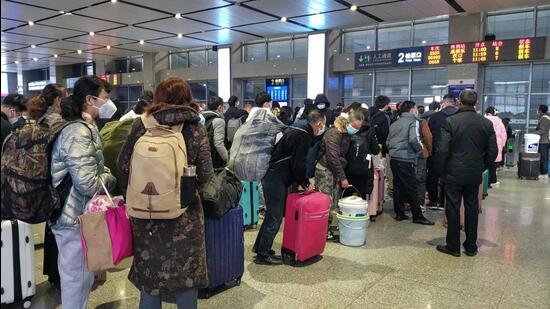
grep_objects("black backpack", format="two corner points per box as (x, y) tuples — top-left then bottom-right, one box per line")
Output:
(345, 131), (374, 176)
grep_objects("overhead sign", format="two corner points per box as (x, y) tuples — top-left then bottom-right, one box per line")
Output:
(98, 74), (120, 86)
(66, 77), (79, 89)
(266, 78), (289, 105)
(354, 37), (546, 70)
(27, 80), (48, 91)
(448, 83), (475, 100)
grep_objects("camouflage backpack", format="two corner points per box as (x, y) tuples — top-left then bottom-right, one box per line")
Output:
(1, 120), (85, 224)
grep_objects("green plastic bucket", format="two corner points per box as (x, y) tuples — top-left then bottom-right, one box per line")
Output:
(337, 213), (369, 247)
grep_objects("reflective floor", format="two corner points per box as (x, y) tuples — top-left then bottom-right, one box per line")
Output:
(4, 169), (549, 309)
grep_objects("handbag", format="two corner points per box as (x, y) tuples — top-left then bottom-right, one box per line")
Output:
(200, 168), (243, 218)
(79, 180), (133, 272)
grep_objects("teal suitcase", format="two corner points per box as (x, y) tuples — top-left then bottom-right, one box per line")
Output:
(482, 169), (489, 199)
(240, 181), (260, 228)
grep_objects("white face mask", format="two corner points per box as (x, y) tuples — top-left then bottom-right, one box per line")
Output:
(92, 97), (118, 119)
(8, 116), (19, 124)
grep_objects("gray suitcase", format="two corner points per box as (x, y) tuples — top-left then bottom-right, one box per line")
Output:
(518, 152), (540, 180)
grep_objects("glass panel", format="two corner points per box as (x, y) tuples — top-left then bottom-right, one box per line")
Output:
(532, 63), (550, 93)
(207, 49), (217, 66)
(207, 80), (218, 99)
(377, 26), (411, 50)
(375, 71), (409, 99)
(487, 11), (534, 40)
(483, 95), (528, 130)
(484, 65), (530, 94)
(536, 9), (550, 36)
(129, 57), (142, 72)
(413, 21), (449, 46)
(189, 81), (206, 102)
(411, 69), (448, 96)
(268, 40), (292, 60)
(84, 63), (94, 75)
(129, 86), (143, 102)
(292, 75), (307, 105)
(293, 38), (308, 58)
(529, 94), (550, 129)
(343, 30), (375, 53)
(170, 52), (188, 69)
(244, 43), (266, 62)
(189, 50), (206, 68)
(243, 79), (264, 100)
(115, 86), (129, 102)
(342, 73), (373, 104)
(114, 59), (127, 73)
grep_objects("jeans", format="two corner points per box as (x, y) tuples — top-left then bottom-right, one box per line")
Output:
(539, 143), (549, 175)
(52, 227), (94, 309)
(445, 184), (480, 253)
(390, 159), (423, 219)
(139, 289), (198, 309)
(253, 169), (288, 257)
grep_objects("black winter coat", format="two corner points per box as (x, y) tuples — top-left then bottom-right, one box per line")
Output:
(370, 108), (390, 154)
(433, 106), (498, 186)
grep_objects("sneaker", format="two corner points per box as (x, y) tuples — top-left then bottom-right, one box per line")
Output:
(427, 202), (439, 210)
(538, 174), (549, 180)
(326, 230), (340, 242)
(436, 205), (445, 211)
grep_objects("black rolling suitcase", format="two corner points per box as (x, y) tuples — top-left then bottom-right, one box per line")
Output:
(518, 152), (540, 179)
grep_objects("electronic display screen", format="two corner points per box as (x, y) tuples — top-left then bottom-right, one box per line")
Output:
(266, 78), (289, 105)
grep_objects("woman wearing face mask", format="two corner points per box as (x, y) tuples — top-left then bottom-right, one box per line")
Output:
(315, 110), (364, 241)
(50, 76), (116, 309)
(1, 94), (28, 133)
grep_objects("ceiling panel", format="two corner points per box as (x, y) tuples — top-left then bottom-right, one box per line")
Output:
(364, 0), (452, 22)
(77, 1), (171, 24)
(66, 34), (135, 47)
(292, 10), (373, 30)
(456, 0), (543, 13)
(13, 46), (74, 56)
(186, 5), (275, 28)
(128, 0), (230, 15)
(233, 20), (311, 37)
(1, 50), (49, 61)
(139, 17), (220, 35)
(38, 14), (124, 33)
(86, 46), (140, 58)
(1, 32), (54, 45)
(13, 0), (99, 12)
(2, 17), (26, 30)
(98, 26), (168, 41)
(116, 42), (173, 53)
(148, 36), (214, 49)
(245, 0), (346, 18)
(7, 24), (86, 39)
(188, 29), (259, 44)
(0, 1), (59, 22)
(1, 41), (27, 51)
(39, 40), (102, 51)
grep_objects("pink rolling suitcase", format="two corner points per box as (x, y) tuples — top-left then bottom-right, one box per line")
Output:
(368, 167), (385, 221)
(281, 191), (330, 266)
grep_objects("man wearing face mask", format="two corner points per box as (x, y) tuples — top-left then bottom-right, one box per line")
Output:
(1, 93), (28, 130)
(387, 101), (434, 225)
(253, 110), (324, 265)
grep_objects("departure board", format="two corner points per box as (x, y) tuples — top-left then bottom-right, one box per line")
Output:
(426, 37), (546, 65)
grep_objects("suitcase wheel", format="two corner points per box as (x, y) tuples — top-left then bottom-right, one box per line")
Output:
(23, 297), (32, 309)
(282, 251), (296, 266)
(370, 216), (376, 222)
(203, 288), (211, 299)
(236, 277), (242, 286)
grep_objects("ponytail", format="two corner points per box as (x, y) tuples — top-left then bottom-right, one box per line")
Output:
(60, 96), (83, 121)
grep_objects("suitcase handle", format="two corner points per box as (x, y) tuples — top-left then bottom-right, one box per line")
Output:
(303, 210), (330, 221)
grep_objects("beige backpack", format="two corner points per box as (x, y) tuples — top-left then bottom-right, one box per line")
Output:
(126, 114), (188, 219)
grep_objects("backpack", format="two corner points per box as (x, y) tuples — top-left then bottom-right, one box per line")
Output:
(1, 120), (85, 224)
(345, 131), (374, 176)
(126, 114), (188, 220)
(226, 116), (245, 143)
(99, 118), (134, 196)
(200, 168), (243, 219)
(228, 108), (286, 181)
(203, 112), (226, 169)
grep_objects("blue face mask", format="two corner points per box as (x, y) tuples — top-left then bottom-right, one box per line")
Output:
(346, 124), (359, 135)
(198, 113), (206, 126)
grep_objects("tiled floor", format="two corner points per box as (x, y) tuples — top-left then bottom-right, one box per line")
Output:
(3, 170), (549, 308)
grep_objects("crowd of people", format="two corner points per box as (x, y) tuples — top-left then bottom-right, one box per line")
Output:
(1, 75), (549, 309)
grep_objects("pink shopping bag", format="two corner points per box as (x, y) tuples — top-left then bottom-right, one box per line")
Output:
(105, 203), (133, 265)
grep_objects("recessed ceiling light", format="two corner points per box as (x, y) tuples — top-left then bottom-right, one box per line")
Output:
(54, 54), (58, 58)
(77, 50), (82, 54)
(64, 12), (72, 15)
(89, 32), (95, 36)
(139, 40), (145, 45)
(28, 21), (34, 26)
(59, 11), (65, 14)
(177, 33), (183, 38)
(14, 61), (19, 64)
(31, 45), (36, 48)
(33, 57), (38, 61)
(86, 60), (93, 63)
(106, 45), (111, 50)
(111, 0), (117, 3)
(175, 13), (182, 19)
(281, 16), (287, 22)
(422, 40), (427, 44)
(350, 5), (358, 11)
(366, 45), (371, 49)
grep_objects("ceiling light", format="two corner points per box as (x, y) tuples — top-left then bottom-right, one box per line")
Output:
(59, 11), (65, 14)
(89, 32), (95, 36)
(33, 57), (38, 61)
(53, 54), (58, 58)
(350, 5), (358, 11)
(139, 40), (145, 45)
(14, 60), (19, 64)
(177, 33), (183, 38)
(422, 40), (427, 44)
(175, 13), (182, 19)
(31, 45), (36, 48)
(111, 0), (117, 3)
(281, 16), (287, 22)
(366, 45), (371, 49)
(77, 49), (82, 54)
(86, 60), (93, 63)
(64, 12), (72, 16)
(28, 21), (34, 26)
(106, 45), (111, 50)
